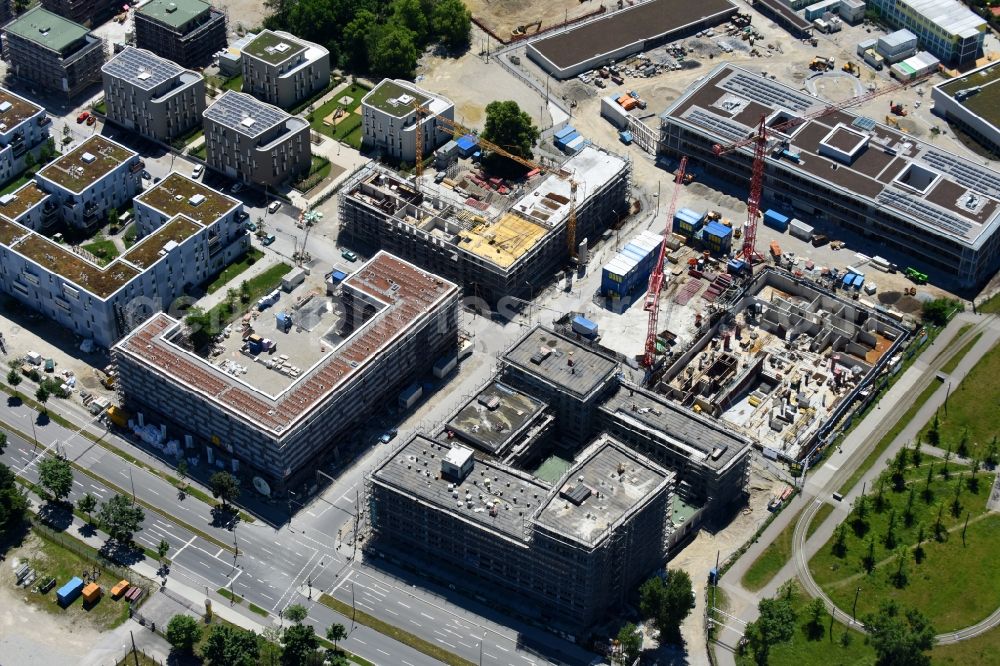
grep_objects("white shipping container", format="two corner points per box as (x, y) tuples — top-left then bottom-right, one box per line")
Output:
(789, 219), (814, 241)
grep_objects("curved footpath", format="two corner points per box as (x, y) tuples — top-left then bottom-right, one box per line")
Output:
(714, 313), (1000, 665)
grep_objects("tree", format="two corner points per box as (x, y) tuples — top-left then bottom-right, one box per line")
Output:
(177, 459), (189, 481)
(914, 524), (926, 563)
(638, 569), (695, 644)
(833, 522), (848, 557)
(326, 622), (347, 649)
(968, 457), (981, 493)
(239, 280), (251, 304)
(368, 24), (418, 79)
(343, 10), (376, 69)
(616, 623), (642, 664)
(284, 603), (308, 624)
(391, 0), (428, 45)
(986, 436), (998, 468)
(201, 625), (260, 666)
(745, 595), (796, 665)
(432, 0), (472, 50)
(863, 600), (935, 666)
(6, 368), (22, 397)
(957, 428), (970, 459)
(166, 614), (202, 654)
(903, 487), (916, 527)
(38, 455), (73, 503)
(862, 537), (876, 573)
(77, 492), (97, 523)
(892, 546), (909, 589)
(805, 597), (826, 640)
(912, 438), (923, 467)
(97, 494), (145, 544)
(34, 385), (50, 413)
(23, 150), (36, 171)
(0, 431), (5, 455)
(874, 478), (887, 513)
(281, 622), (321, 666)
(884, 509), (898, 550)
(921, 298), (960, 326)
(0, 462), (28, 539)
(922, 464), (935, 504)
(950, 480), (963, 518)
(210, 471), (240, 508)
(926, 414), (940, 448)
(481, 100), (540, 172)
(158, 538), (170, 562)
(108, 209), (119, 231)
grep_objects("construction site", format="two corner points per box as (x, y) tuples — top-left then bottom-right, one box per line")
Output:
(111, 252), (461, 490)
(338, 144), (631, 305)
(365, 321), (754, 631)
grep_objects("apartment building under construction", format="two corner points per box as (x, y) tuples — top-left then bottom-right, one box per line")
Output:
(339, 145), (631, 304)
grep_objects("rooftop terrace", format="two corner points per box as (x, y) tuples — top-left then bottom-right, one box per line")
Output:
(446, 382), (548, 455)
(0, 182), (49, 220)
(137, 0), (213, 30)
(11, 232), (139, 298)
(504, 326), (619, 399)
(374, 435), (549, 541)
(535, 437), (671, 545)
(242, 30), (307, 65)
(115, 252), (459, 435)
(363, 79), (430, 117)
(0, 88), (43, 130)
(121, 215), (201, 269)
(38, 135), (135, 194)
(136, 172), (238, 225)
(4, 7), (91, 53)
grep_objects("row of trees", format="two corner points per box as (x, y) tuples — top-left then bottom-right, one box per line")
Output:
(166, 605), (350, 666)
(264, 0), (471, 79)
(613, 569), (696, 663)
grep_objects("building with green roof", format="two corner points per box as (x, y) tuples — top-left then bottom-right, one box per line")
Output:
(2, 7), (105, 99)
(135, 0), (227, 68)
(39, 0), (121, 28)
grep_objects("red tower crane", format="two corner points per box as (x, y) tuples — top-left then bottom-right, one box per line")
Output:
(643, 156), (687, 368)
(712, 73), (930, 263)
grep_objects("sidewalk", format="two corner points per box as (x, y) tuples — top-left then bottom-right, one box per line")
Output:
(712, 313), (997, 664)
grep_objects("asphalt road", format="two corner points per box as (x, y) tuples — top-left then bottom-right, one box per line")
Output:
(0, 307), (601, 666)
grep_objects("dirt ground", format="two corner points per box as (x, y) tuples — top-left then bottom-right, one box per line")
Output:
(463, 0), (600, 43)
(214, 0), (270, 36)
(0, 534), (104, 666)
(665, 462), (788, 665)
(418, 47), (554, 131)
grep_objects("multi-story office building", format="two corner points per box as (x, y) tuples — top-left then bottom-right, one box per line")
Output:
(865, 0), (985, 66)
(34, 135), (141, 232)
(112, 252), (459, 489)
(0, 88), (51, 186)
(360, 79), (454, 163)
(102, 47), (206, 144)
(202, 90), (311, 187)
(368, 435), (674, 629)
(133, 0), (227, 68)
(932, 60), (1000, 156)
(2, 7), (105, 99)
(0, 172), (245, 347)
(659, 63), (1000, 287)
(240, 30), (330, 109)
(340, 145), (631, 304)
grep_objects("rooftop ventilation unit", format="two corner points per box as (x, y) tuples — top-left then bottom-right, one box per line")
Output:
(0, 101), (11, 113)
(560, 483), (592, 506)
(241, 116), (256, 128)
(137, 70), (152, 81)
(39, 27), (50, 35)
(189, 193), (206, 206)
(81, 152), (97, 164)
(165, 2), (177, 12)
(274, 42), (290, 53)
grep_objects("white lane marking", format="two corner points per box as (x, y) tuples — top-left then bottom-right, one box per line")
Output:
(420, 612), (434, 619)
(397, 601), (410, 609)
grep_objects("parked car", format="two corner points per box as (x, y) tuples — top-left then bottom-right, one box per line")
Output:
(86, 115), (96, 126)
(267, 200), (280, 214)
(141, 170), (151, 180)
(231, 182), (244, 194)
(192, 164), (204, 179)
(379, 429), (399, 444)
(262, 234), (276, 246)
(244, 221), (257, 233)
(76, 112), (89, 124)
(341, 250), (358, 262)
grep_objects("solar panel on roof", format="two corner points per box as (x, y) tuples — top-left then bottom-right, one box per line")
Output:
(684, 108), (747, 142)
(878, 190), (975, 237)
(852, 116), (877, 131)
(921, 150), (1000, 199)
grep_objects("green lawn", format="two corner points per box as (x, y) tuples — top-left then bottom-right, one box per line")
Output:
(941, 332), (983, 374)
(933, 624), (1000, 664)
(916, 339), (1000, 460)
(190, 144), (208, 160)
(741, 504), (805, 592)
(122, 224), (137, 248)
(811, 459), (1000, 632)
(94, 100), (107, 115)
(82, 238), (119, 266)
(808, 503), (835, 540)
(838, 377), (942, 495)
(223, 74), (243, 91)
(737, 580), (874, 666)
(0, 171), (33, 196)
(205, 249), (264, 293)
(308, 83), (369, 148)
(981, 291), (1000, 315)
(293, 156), (333, 193)
(197, 263), (291, 337)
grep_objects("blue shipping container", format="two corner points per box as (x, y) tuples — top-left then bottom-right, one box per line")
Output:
(674, 208), (705, 235)
(703, 221), (733, 253)
(853, 274), (865, 290)
(57, 577), (84, 606)
(842, 273), (855, 288)
(763, 209), (790, 232)
(728, 259), (748, 274)
(330, 270), (347, 283)
(601, 230), (663, 297)
(554, 126), (576, 140)
(555, 131), (580, 147)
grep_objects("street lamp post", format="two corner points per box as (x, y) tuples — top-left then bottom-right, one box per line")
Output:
(852, 586), (862, 622)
